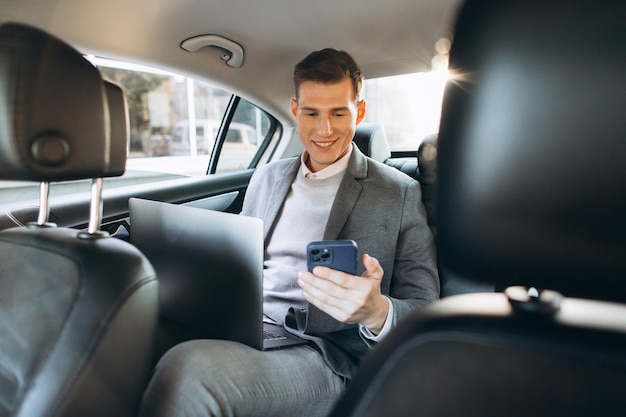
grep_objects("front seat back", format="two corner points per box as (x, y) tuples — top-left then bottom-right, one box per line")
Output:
(0, 23), (158, 417)
(328, 0), (626, 416)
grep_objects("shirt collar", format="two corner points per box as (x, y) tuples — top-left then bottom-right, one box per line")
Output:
(300, 143), (353, 179)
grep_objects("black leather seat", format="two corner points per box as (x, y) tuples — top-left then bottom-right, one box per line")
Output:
(418, 133), (495, 296)
(328, 0), (626, 415)
(0, 23), (158, 417)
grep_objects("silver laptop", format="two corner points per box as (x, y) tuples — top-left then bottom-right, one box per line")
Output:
(129, 197), (307, 350)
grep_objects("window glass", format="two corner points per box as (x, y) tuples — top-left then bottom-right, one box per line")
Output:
(95, 58), (232, 178)
(94, 58), (273, 181)
(226, 130), (243, 143)
(214, 98), (272, 173)
(363, 71), (447, 151)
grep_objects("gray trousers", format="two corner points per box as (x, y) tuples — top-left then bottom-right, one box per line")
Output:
(138, 340), (346, 417)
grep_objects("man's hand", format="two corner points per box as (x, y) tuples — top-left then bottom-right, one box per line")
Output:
(297, 254), (389, 334)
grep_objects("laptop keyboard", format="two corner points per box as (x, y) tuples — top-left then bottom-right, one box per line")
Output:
(263, 330), (286, 341)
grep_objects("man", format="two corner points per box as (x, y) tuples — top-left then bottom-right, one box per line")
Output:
(139, 48), (439, 417)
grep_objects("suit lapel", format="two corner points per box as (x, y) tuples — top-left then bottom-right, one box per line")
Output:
(262, 158), (300, 240)
(323, 145), (368, 240)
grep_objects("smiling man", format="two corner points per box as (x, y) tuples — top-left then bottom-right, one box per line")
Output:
(140, 48), (439, 417)
(292, 74), (366, 172)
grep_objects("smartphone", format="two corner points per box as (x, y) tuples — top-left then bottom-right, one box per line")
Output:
(306, 240), (358, 275)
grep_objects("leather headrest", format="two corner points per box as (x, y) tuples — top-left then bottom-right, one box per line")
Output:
(353, 122), (391, 163)
(0, 22), (111, 181)
(104, 81), (129, 177)
(436, 0), (626, 302)
(417, 133), (437, 185)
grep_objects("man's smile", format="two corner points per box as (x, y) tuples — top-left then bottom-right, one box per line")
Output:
(313, 139), (338, 148)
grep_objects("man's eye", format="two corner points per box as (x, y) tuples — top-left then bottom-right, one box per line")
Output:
(304, 112), (317, 117)
(334, 113), (346, 118)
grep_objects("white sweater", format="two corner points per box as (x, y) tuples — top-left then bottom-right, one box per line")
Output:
(262, 170), (343, 323)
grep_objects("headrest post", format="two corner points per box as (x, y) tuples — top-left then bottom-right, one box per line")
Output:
(78, 180), (111, 238)
(87, 178), (104, 235)
(37, 182), (51, 225)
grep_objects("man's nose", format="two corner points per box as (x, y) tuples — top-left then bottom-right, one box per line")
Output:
(316, 116), (333, 137)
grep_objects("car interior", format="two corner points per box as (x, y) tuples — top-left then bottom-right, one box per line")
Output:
(0, 0), (624, 416)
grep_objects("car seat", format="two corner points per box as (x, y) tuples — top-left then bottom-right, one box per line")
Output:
(352, 122), (392, 163)
(418, 133), (495, 296)
(416, 133), (438, 233)
(327, 0), (626, 415)
(0, 23), (158, 417)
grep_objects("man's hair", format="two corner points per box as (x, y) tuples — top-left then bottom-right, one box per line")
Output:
(293, 48), (364, 102)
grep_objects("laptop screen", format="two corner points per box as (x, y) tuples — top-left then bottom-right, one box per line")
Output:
(129, 198), (264, 349)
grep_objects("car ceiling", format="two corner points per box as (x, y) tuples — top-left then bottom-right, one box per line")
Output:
(0, 0), (462, 126)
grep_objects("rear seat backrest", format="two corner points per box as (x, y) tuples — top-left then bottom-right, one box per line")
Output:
(354, 122), (420, 179)
(385, 155), (419, 180)
(352, 122), (391, 163)
(416, 133), (495, 296)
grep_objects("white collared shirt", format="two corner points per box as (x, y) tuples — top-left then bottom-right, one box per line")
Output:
(300, 143), (353, 179)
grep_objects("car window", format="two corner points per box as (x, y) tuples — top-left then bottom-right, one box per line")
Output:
(225, 130), (242, 143)
(94, 57), (273, 179)
(363, 71), (448, 151)
(246, 129), (258, 146)
(214, 97), (273, 173)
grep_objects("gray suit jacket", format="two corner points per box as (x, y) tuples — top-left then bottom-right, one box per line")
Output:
(241, 145), (439, 378)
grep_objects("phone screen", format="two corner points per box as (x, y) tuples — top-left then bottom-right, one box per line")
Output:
(306, 240), (358, 275)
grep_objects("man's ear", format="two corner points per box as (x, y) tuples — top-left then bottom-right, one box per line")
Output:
(355, 100), (367, 125)
(290, 98), (298, 118)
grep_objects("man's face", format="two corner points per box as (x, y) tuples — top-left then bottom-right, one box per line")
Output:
(291, 77), (366, 172)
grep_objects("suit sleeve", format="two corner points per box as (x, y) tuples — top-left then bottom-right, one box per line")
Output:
(388, 180), (440, 321)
